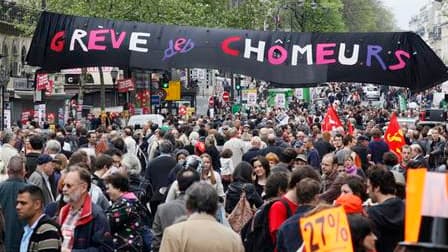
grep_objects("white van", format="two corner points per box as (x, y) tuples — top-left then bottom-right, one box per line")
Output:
(364, 86), (380, 100)
(127, 114), (165, 128)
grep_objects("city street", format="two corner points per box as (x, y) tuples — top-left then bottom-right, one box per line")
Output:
(1, 1), (448, 252)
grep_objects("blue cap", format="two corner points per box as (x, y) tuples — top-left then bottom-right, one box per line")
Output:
(37, 154), (53, 165)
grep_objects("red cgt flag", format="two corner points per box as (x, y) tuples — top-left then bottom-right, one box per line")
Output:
(384, 112), (405, 160)
(347, 120), (354, 136)
(321, 105), (344, 132)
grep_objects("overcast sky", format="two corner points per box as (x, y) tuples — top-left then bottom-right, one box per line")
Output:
(381, 0), (431, 30)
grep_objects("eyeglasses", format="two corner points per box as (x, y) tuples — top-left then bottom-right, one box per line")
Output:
(63, 182), (86, 189)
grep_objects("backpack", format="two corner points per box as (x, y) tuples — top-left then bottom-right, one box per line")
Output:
(240, 198), (292, 252)
(130, 176), (153, 207)
(134, 200), (153, 251)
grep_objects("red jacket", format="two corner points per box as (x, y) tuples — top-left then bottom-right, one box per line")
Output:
(59, 194), (113, 251)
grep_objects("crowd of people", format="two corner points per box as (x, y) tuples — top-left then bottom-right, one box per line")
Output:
(0, 83), (445, 252)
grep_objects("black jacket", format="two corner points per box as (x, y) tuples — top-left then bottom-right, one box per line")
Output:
(225, 181), (263, 214)
(314, 139), (335, 158)
(145, 155), (177, 202)
(25, 152), (40, 178)
(258, 145), (283, 157)
(428, 139), (446, 169)
(367, 197), (404, 252)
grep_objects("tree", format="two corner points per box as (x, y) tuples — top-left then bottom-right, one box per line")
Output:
(263, 0), (346, 32)
(341, 0), (376, 32)
(341, 0), (397, 32)
(370, 0), (397, 31)
(42, 0), (271, 30)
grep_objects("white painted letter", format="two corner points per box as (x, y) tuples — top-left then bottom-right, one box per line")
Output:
(69, 29), (88, 52)
(291, 44), (313, 65)
(129, 32), (151, 53)
(244, 39), (266, 62)
(338, 43), (359, 65)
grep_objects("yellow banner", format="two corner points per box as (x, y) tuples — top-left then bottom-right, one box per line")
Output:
(300, 206), (353, 252)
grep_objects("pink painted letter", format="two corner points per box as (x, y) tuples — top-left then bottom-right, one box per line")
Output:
(110, 30), (127, 49)
(267, 45), (288, 65)
(316, 43), (336, 64)
(88, 29), (109, 50)
(389, 50), (411, 71)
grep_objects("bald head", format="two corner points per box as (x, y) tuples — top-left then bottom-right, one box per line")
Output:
(267, 133), (276, 145)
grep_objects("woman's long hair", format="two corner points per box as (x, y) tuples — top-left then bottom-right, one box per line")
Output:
(250, 155), (270, 183)
(200, 153), (216, 185)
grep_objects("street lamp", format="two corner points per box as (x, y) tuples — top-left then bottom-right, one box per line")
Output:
(0, 55), (10, 131)
(110, 67), (119, 106)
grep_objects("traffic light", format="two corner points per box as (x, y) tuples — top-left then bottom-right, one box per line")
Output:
(161, 72), (170, 89)
(235, 77), (241, 90)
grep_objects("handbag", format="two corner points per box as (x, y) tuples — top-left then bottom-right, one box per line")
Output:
(227, 187), (254, 233)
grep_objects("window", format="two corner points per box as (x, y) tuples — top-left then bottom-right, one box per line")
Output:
(12, 43), (18, 56)
(2, 42), (8, 57)
(21, 46), (26, 64)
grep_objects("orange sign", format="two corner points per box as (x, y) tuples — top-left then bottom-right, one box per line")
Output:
(300, 206), (353, 252)
(405, 169), (448, 243)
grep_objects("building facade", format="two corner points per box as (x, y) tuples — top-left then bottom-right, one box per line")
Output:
(409, 1), (448, 64)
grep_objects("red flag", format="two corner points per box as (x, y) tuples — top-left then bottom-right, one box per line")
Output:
(384, 112), (405, 160)
(347, 120), (354, 136)
(321, 106), (344, 132)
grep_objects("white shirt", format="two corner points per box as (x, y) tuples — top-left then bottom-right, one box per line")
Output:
(124, 136), (137, 155)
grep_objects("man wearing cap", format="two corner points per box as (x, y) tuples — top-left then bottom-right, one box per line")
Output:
(28, 154), (56, 207)
(293, 154), (308, 171)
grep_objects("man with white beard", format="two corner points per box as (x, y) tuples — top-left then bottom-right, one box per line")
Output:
(59, 166), (111, 251)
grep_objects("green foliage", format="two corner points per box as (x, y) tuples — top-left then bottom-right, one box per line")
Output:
(262, 0), (346, 32)
(305, 0), (346, 32)
(370, 0), (397, 31)
(13, 0), (397, 36)
(341, 0), (397, 32)
(43, 0), (271, 31)
(2, 0), (41, 36)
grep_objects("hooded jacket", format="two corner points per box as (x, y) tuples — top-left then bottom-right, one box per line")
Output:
(367, 197), (404, 252)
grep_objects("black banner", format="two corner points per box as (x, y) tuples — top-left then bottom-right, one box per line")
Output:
(27, 11), (448, 91)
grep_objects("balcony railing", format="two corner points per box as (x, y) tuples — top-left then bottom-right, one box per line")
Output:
(12, 77), (33, 90)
